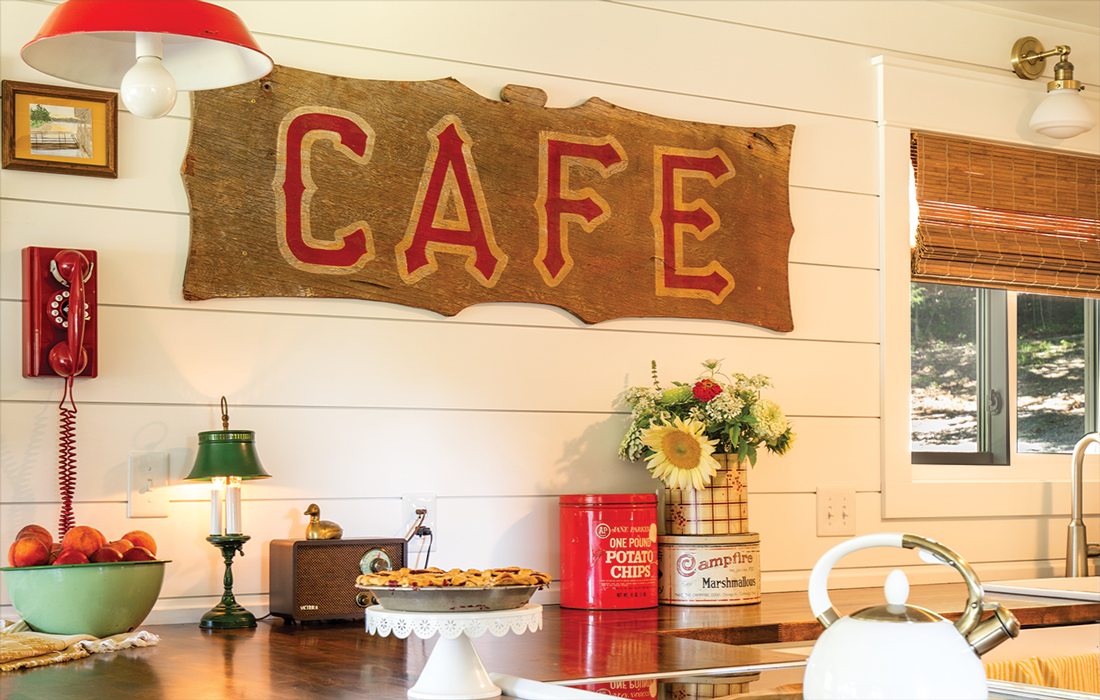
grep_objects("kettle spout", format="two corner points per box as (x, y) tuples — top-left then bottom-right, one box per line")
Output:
(966, 603), (1020, 657)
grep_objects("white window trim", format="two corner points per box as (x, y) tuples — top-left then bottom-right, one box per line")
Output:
(874, 55), (1100, 519)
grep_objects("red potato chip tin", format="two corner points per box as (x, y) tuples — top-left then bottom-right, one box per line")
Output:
(559, 494), (658, 609)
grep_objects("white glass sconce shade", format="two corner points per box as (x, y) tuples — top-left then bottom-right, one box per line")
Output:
(1029, 87), (1096, 140)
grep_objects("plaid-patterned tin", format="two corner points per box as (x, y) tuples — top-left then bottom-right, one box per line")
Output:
(664, 454), (747, 535)
(659, 673), (761, 699)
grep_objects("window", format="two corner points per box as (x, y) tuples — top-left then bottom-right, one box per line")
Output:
(910, 283), (1098, 461)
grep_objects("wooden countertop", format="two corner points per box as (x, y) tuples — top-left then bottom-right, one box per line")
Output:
(2, 584), (1096, 699)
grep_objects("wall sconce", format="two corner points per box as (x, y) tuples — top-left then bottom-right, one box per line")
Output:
(20, 0), (272, 119)
(1011, 36), (1095, 140)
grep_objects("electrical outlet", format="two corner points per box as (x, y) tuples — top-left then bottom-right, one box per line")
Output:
(816, 487), (856, 537)
(401, 492), (438, 557)
(128, 451), (170, 518)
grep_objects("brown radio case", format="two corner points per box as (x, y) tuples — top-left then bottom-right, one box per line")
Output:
(269, 538), (406, 623)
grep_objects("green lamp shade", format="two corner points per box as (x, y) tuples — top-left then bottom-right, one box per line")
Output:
(185, 430), (271, 481)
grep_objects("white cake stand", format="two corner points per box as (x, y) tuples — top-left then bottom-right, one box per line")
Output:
(365, 603), (542, 699)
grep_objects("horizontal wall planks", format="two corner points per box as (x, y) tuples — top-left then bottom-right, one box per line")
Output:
(0, 301), (882, 416)
(0, 401), (880, 502)
(222, 0), (880, 120)
(620, 1), (1100, 87)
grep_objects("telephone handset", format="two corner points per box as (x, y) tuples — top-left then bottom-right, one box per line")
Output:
(22, 246), (98, 536)
(47, 249), (93, 378)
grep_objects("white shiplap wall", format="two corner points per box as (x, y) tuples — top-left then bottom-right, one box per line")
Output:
(1, 0), (1098, 622)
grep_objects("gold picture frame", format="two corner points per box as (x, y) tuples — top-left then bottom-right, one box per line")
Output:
(2, 80), (118, 179)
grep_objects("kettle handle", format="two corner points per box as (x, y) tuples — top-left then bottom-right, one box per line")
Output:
(808, 532), (984, 637)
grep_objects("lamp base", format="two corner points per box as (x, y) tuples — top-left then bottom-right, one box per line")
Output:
(201, 534), (256, 630)
(199, 602), (257, 629)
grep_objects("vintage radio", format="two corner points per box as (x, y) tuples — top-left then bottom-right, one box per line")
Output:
(269, 538), (406, 623)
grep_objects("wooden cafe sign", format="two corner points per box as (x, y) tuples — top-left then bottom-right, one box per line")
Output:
(182, 66), (796, 331)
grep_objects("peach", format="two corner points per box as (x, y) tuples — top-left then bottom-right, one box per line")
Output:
(49, 543), (62, 564)
(53, 549), (90, 565)
(107, 539), (134, 554)
(60, 526), (106, 558)
(122, 546), (156, 562)
(16, 524), (53, 549)
(91, 546), (124, 563)
(120, 530), (156, 556)
(8, 536), (51, 567)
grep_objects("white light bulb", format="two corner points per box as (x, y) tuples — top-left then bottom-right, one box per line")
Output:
(1030, 87), (1095, 140)
(121, 55), (177, 119)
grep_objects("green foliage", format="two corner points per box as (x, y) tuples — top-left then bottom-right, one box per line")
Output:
(1017, 295), (1084, 340)
(29, 104), (51, 128)
(910, 283), (976, 348)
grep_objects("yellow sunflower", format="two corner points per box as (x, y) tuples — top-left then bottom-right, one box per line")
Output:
(641, 417), (720, 490)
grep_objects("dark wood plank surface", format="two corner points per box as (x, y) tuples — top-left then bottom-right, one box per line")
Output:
(2, 584), (1096, 699)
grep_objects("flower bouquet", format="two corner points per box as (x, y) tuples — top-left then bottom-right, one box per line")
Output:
(619, 359), (795, 491)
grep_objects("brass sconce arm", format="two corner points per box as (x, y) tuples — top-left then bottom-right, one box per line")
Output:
(1011, 37), (1082, 91)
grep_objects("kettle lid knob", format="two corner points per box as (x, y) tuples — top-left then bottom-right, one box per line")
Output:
(884, 569), (909, 608)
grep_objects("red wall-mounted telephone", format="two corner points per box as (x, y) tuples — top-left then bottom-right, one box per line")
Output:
(23, 247), (98, 379)
(22, 246), (98, 535)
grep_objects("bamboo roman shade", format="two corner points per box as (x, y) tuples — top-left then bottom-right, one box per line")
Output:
(910, 132), (1099, 298)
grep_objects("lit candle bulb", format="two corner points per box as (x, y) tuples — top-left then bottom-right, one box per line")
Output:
(210, 477), (225, 536)
(226, 477), (243, 534)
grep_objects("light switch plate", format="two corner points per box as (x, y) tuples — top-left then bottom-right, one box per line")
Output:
(128, 451), (169, 518)
(816, 487), (856, 537)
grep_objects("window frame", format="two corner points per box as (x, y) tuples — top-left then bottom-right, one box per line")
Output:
(910, 285), (1008, 466)
(874, 55), (1099, 520)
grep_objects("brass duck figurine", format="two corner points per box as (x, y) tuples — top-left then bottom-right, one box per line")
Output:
(304, 503), (343, 540)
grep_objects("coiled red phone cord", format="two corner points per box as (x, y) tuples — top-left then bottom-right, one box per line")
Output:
(58, 376), (77, 537)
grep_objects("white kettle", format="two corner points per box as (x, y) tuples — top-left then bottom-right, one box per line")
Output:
(804, 533), (1020, 700)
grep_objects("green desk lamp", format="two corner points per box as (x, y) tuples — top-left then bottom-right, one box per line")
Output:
(185, 397), (271, 629)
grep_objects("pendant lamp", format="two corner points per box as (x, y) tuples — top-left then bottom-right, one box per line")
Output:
(21, 0), (273, 119)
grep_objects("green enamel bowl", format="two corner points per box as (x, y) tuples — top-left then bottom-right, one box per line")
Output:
(1, 560), (168, 637)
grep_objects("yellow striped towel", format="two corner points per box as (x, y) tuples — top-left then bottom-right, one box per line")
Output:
(985, 652), (1100, 693)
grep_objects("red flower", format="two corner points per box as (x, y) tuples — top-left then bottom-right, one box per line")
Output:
(692, 379), (723, 402)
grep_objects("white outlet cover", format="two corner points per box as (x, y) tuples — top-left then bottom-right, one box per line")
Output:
(128, 451), (170, 518)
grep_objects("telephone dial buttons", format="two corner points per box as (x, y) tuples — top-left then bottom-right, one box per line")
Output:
(49, 292), (90, 327)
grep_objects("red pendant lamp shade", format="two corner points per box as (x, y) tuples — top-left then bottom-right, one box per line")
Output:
(21, 0), (272, 91)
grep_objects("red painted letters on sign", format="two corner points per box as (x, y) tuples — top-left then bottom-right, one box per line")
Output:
(535, 133), (627, 287)
(274, 107), (376, 274)
(652, 147), (736, 304)
(397, 116), (506, 287)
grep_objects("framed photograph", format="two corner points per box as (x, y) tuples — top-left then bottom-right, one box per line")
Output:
(2, 80), (117, 178)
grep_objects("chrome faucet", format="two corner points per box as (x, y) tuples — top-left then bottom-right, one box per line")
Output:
(1066, 432), (1099, 577)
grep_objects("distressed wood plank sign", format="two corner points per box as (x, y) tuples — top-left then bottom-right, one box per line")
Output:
(183, 66), (796, 330)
